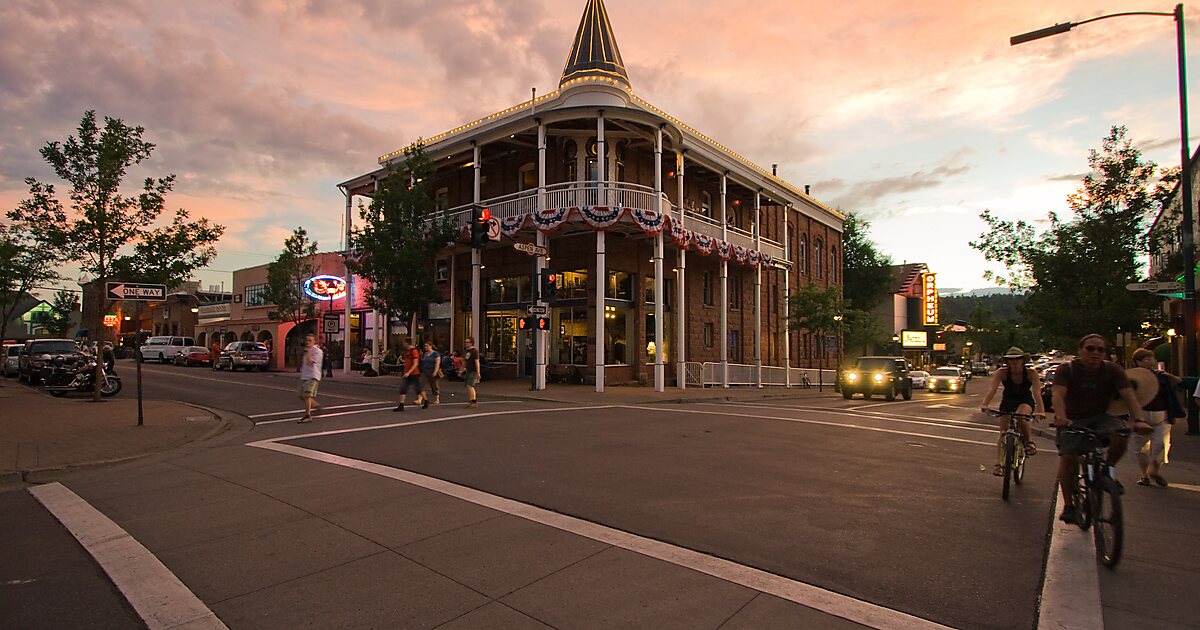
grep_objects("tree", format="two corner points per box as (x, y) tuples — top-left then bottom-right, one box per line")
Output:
(0, 223), (64, 342)
(44, 289), (79, 338)
(350, 143), (459, 338)
(787, 283), (842, 364)
(971, 127), (1167, 348)
(841, 214), (894, 312)
(843, 308), (887, 358)
(264, 227), (319, 367)
(9, 110), (224, 399)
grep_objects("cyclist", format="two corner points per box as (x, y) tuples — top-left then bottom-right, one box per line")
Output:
(981, 346), (1044, 476)
(1051, 334), (1151, 524)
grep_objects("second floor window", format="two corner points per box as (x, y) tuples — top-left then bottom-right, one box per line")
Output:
(729, 273), (742, 310)
(244, 284), (269, 307)
(702, 271), (714, 306)
(814, 239), (824, 279)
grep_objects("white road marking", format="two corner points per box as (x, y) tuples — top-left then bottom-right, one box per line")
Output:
(28, 483), (228, 630)
(252, 401), (517, 425)
(249, 401), (392, 418)
(136, 367), (366, 400)
(851, 396), (958, 410)
(1038, 491), (1104, 630)
(1172, 483), (1200, 493)
(250, 420), (955, 630)
(693, 402), (997, 440)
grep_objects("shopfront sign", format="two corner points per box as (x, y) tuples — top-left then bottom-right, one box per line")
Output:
(921, 273), (939, 326)
(103, 314), (120, 327)
(303, 275), (348, 300)
(901, 330), (928, 348)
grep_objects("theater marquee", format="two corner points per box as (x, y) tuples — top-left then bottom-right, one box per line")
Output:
(922, 273), (939, 326)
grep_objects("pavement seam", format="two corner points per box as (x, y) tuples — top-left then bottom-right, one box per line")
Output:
(712, 591), (762, 630)
(28, 482), (229, 630)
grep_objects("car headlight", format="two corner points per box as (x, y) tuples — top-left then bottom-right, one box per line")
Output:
(873, 373), (884, 383)
(950, 382), (958, 389)
(847, 372), (858, 382)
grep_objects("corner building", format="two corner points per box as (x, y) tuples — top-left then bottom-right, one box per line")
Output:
(338, 0), (844, 391)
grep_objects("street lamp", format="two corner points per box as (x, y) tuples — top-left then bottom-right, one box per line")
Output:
(1011, 4), (1197, 390)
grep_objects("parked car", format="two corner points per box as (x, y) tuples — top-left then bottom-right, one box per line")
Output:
(928, 366), (968, 394)
(840, 356), (913, 401)
(1041, 366), (1058, 412)
(909, 370), (929, 389)
(3, 343), (21, 377)
(18, 338), (86, 385)
(173, 345), (214, 367)
(215, 341), (270, 371)
(970, 362), (990, 376)
(139, 336), (195, 364)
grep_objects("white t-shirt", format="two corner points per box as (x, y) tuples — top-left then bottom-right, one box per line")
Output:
(300, 345), (323, 381)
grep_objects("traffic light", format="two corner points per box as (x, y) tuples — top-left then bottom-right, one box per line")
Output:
(471, 206), (491, 249)
(540, 271), (558, 301)
(536, 317), (550, 331)
(518, 317), (533, 331)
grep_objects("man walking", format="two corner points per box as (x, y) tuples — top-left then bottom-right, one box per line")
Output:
(463, 336), (480, 408)
(298, 334), (323, 423)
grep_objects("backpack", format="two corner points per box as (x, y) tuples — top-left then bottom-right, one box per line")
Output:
(441, 354), (456, 374)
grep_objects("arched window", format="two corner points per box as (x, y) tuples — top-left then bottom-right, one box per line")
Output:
(814, 239), (824, 278)
(830, 246), (838, 283)
(563, 140), (578, 182)
(799, 235), (808, 274)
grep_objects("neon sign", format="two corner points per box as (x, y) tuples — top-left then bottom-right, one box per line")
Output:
(103, 314), (120, 327)
(303, 275), (348, 300)
(921, 273), (939, 326)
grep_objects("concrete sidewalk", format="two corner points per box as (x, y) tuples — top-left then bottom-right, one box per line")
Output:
(0, 378), (242, 484)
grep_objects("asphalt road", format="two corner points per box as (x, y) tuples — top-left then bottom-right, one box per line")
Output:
(22, 362), (1062, 629)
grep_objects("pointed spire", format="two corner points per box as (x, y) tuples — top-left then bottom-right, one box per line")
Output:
(560, 0), (630, 90)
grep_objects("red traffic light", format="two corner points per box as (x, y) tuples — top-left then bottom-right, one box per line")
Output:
(518, 317), (532, 330)
(536, 317), (550, 330)
(479, 208), (491, 221)
(545, 273), (556, 283)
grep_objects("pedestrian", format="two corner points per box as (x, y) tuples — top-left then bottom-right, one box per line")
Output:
(1050, 334), (1152, 524)
(100, 341), (116, 374)
(297, 333), (323, 423)
(1133, 349), (1180, 487)
(210, 340), (221, 366)
(418, 341), (444, 408)
(393, 340), (423, 412)
(463, 336), (480, 408)
(321, 339), (334, 378)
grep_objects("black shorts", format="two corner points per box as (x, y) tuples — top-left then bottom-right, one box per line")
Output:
(999, 398), (1035, 414)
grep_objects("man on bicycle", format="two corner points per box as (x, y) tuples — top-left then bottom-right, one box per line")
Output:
(980, 346), (1044, 476)
(1051, 334), (1151, 524)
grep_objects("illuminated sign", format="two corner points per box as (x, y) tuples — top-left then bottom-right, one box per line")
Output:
(103, 314), (120, 327)
(901, 330), (928, 348)
(921, 273), (939, 326)
(303, 275), (348, 300)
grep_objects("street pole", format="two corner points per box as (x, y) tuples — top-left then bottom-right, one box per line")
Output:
(135, 302), (144, 427)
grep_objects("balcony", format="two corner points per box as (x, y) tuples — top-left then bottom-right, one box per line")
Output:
(444, 181), (785, 260)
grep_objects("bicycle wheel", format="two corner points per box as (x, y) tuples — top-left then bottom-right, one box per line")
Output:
(1013, 440), (1026, 485)
(1093, 477), (1123, 568)
(1001, 434), (1015, 501)
(1074, 464), (1093, 530)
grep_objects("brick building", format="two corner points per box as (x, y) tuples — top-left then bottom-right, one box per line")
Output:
(337, 0), (844, 390)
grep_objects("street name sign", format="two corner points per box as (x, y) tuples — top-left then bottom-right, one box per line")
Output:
(528, 305), (549, 315)
(512, 242), (548, 257)
(106, 282), (167, 301)
(1125, 281), (1183, 293)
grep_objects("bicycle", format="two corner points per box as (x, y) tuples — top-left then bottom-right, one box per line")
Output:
(982, 409), (1038, 500)
(1059, 426), (1130, 568)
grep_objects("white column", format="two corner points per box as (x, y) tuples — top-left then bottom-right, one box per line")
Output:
(536, 120), (548, 390)
(472, 143), (482, 348)
(654, 127), (665, 392)
(783, 206), (791, 388)
(449, 249), (456, 355)
(754, 191), (762, 388)
(343, 188), (353, 374)
(720, 174), (729, 388)
(371, 309), (379, 371)
(676, 150), (686, 389)
(596, 230), (606, 392)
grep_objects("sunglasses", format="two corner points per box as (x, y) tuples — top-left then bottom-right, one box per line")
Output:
(1083, 345), (1107, 352)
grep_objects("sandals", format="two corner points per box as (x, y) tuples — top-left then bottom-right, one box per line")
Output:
(1025, 442), (1037, 455)
(1137, 477), (1151, 486)
(1152, 474), (1169, 487)
(993, 464), (1004, 477)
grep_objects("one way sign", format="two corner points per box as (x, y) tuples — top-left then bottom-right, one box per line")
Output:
(106, 282), (167, 301)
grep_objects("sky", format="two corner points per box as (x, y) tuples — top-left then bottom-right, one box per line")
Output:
(1, 0), (1195, 296)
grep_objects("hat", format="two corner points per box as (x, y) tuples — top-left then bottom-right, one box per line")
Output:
(1105, 367), (1160, 416)
(1002, 347), (1029, 360)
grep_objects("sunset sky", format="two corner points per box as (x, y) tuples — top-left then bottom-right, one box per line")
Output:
(1, 0), (1195, 294)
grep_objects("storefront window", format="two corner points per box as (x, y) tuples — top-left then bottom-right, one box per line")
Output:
(485, 313), (517, 362)
(606, 271), (632, 300)
(604, 305), (630, 365)
(645, 313), (669, 363)
(557, 308), (589, 365)
(486, 276), (532, 304)
(642, 277), (673, 310)
(558, 270), (589, 300)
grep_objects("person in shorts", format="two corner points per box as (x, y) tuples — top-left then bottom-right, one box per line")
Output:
(980, 346), (1045, 475)
(393, 341), (422, 412)
(1132, 348), (1180, 487)
(297, 334), (323, 423)
(463, 337), (480, 408)
(1051, 334), (1150, 523)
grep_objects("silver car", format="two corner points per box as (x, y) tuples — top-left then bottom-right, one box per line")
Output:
(909, 370), (929, 389)
(2, 344), (20, 377)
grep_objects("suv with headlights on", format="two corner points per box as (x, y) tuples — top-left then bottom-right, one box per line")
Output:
(840, 356), (913, 401)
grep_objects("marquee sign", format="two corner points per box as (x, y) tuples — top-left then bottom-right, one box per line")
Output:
(921, 273), (939, 326)
(303, 275), (348, 300)
(901, 330), (928, 348)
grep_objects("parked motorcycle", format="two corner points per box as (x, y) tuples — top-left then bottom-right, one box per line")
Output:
(41, 355), (122, 397)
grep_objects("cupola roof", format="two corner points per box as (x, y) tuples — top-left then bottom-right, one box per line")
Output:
(560, 0), (630, 89)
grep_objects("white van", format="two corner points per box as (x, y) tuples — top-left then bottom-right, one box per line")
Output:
(139, 336), (195, 363)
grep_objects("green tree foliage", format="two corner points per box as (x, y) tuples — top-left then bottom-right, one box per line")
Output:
(0, 223), (64, 341)
(843, 308), (887, 358)
(264, 227), (319, 327)
(9, 110), (224, 328)
(971, 127), (1168, 348)
(787, 283), (842, 353)
(44, 289), (79, 338)
(841, 214), (893, 312)
(350, 143), (459, 334)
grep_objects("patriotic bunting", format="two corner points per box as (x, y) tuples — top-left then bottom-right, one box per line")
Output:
(716, 241), (733, 261)
(532, 207), (570, 233)
(630, 208), (666, 236)
(500, 214), (528, 237)
(579, 205), (625, 229)
(693, 233), (714, 255)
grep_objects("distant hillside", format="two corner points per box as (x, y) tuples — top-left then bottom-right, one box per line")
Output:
(940, 293), (1026, 323)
